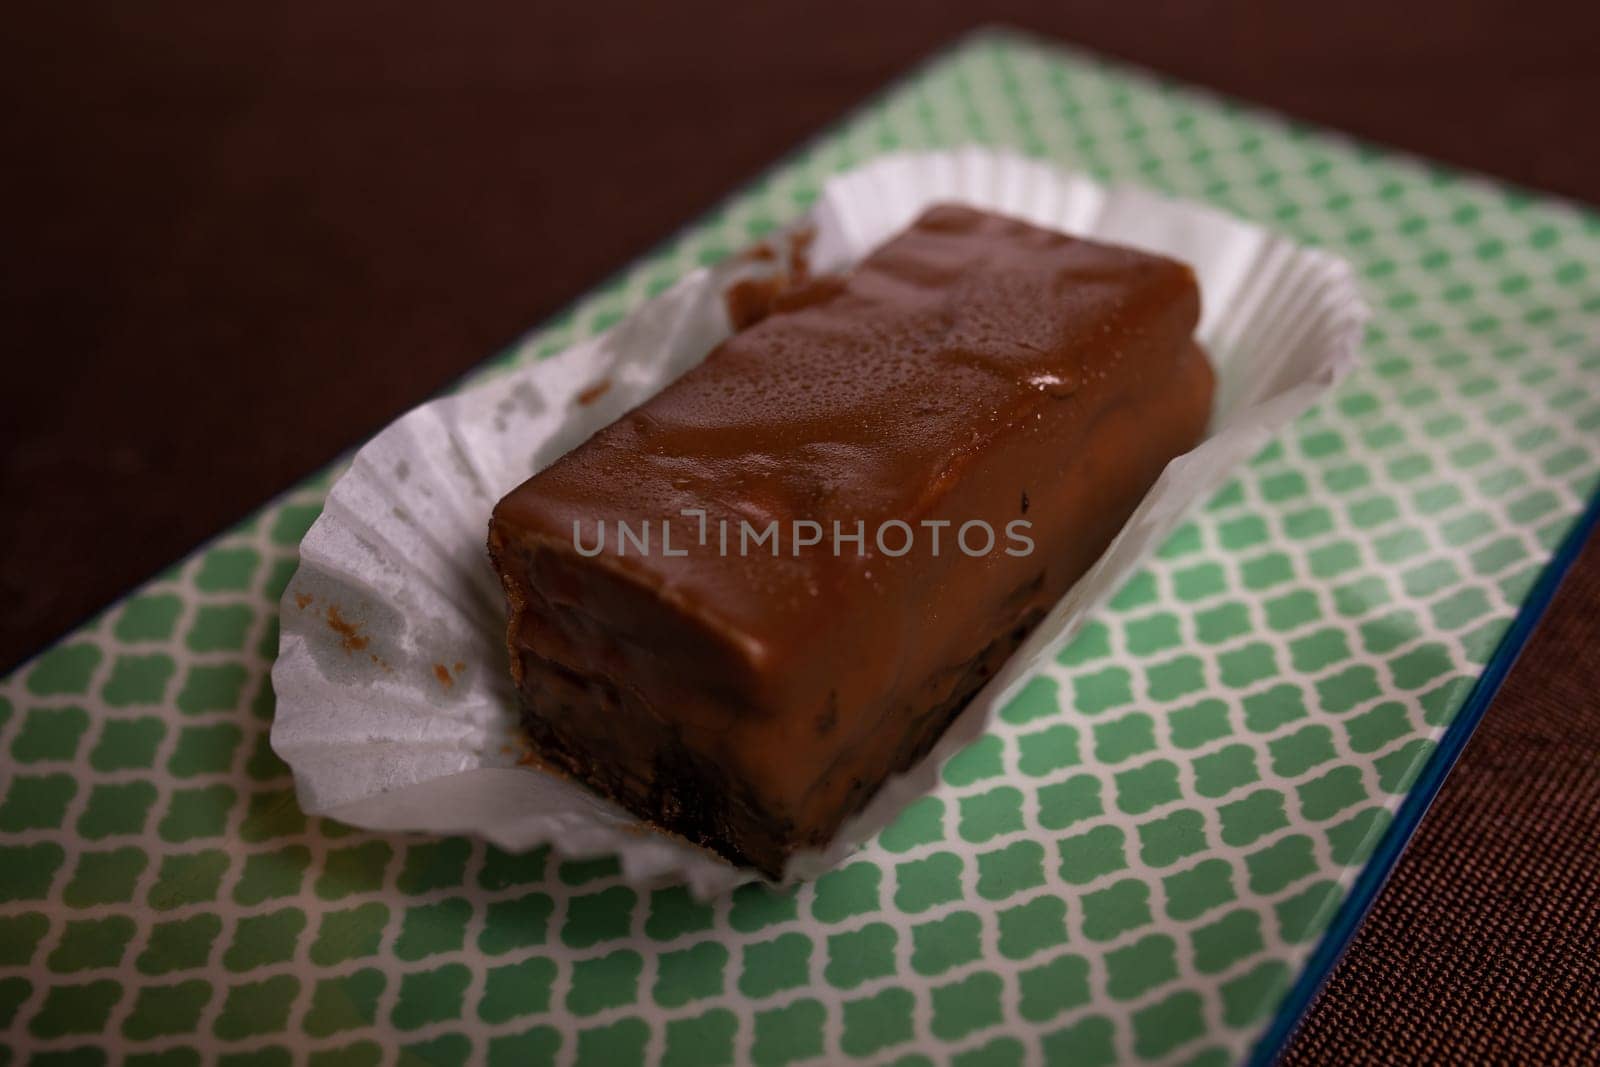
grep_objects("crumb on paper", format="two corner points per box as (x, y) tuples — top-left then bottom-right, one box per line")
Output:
(325, 604), (369, 654)
(294, 593), (313, 610)
(511, 733), (572, 781)
(724, 223), (822, 331)
(433, 663), (454, 689)
(789, 224), (814, 278)
(575, 379), (612, 406)
(725, 276), (785, 331)
(515, 738), (556, 772)
(737, 224), (814, 275)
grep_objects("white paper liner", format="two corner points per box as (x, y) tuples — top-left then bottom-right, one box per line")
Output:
(270, 148), (1368, 898)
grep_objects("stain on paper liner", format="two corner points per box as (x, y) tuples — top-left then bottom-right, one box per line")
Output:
(574, 379), (612, 406)
(288, 592), (393, 673)
(324, 605), (369, 654)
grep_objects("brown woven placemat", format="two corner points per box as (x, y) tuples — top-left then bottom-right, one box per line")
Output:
(3, 9), (1598, 1061)
(1281, 525), (1600, 1064)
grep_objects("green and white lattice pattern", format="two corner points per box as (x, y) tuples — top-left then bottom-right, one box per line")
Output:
(4, 29), (1598, 1067)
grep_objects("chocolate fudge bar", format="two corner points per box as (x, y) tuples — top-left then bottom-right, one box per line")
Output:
(489, 205), (1214, 876)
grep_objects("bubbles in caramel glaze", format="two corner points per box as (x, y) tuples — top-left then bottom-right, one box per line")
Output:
(495, 203), (1201, 636)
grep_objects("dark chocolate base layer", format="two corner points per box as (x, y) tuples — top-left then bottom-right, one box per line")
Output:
(515, 608), (1042, 879)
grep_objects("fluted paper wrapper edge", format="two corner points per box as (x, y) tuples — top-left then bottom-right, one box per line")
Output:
(269, 148), (1368, 898)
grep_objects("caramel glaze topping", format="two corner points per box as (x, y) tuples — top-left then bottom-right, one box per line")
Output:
(490, 204), (1215, 875)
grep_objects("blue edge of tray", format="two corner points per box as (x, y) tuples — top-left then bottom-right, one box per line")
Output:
(6, 27), (1597, 1065)
(1246, 483), (1600, 1064)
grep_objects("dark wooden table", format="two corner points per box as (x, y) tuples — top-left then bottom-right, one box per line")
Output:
(4, 4), (1597, 1062)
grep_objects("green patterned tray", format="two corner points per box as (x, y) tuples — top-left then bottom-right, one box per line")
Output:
(4, 28), (1598, 1067)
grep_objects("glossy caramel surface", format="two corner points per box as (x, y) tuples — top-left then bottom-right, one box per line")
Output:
(491, 205), (1213, 866)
